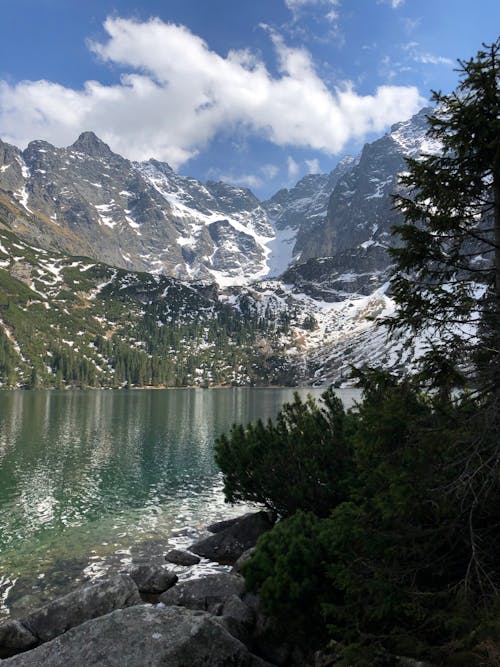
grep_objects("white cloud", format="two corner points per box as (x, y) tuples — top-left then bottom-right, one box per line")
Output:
(287, 156), (299, 179)
(261, 164), (279, 179)
(285, 0), (341, 31)
(0, 17), (424, 168)
(305, 158), (320, 173)
(285, 0), (339, 12)
(414, 53), (453, 66)
(218, 173), (263, 189)
(378, 0), (405, 8)
(402, 42), (453, 67)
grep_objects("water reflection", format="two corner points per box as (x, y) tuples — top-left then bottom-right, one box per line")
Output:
(0, 387), (359, 618)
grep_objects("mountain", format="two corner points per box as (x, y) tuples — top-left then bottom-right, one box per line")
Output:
(0, 108), (433, 296)
(0, 201), (299, 388)
(261, 156), (358, 275)
(0, 134), (275, 286)
(283, 107), (436, 299)
(0, 108), (440, 387)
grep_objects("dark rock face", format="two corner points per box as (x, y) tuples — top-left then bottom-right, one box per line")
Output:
(21, 574), (141, 643)
(301, 108), (432, 263)
(263, 157), (357, 259)
(159, 573), (245, 614)
(282, 245), (391, 301)
(127, 564), (178, 594)
(190, 511), (274, 564)
(1, 605), (273, 667)
(164, 549), (201, 566)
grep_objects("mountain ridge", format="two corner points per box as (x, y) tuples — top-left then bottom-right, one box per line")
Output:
(0, 107), (432, 291)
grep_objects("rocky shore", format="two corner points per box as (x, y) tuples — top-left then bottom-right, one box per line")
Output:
(0, 510), (302, 667)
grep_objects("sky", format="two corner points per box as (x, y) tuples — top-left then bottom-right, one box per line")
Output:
(0, 1), (498, 199)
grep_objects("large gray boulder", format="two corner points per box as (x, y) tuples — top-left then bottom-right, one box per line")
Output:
(22, 574), (141, 643)
(0, 620), (38, 659)
(159, 573), (245, 614)
(1, 605), (274, 666)
(232, 547), (256, 573)
(128, 564), (178, 594)
(190, 511), (274, 564)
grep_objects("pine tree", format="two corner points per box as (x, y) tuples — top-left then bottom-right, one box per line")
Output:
(389, 38), (500, 396)
(387, 39), (500, 607)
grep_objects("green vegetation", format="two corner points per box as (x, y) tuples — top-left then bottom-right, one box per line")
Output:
(215, 388), (353, 517)
(215, 41), (500, 665)
(0, 227), (296, 389)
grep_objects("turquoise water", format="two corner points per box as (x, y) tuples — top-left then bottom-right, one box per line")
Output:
(0, 387), (359, 618)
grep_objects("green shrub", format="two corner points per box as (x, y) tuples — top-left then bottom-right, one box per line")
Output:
(214, 388), (354, 517)
(236, 374), (500, 664)
(242, 510), (330, 648)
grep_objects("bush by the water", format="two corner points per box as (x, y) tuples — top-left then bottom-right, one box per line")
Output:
(215, 388), (354, 517)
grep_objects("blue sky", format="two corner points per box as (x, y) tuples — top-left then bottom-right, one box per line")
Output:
(0, 0), (498, 198)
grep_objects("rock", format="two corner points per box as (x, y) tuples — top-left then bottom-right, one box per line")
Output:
(128, 564), (178, 594)
(1, 605), (274, 667)
(159, 573), (245, 614)
(190, 511), (274, 564)
(0, 620), (38, 659)
(232, 547), (256, 573)
(207, 515), (246, 533)
(22, 574), (141, 643)
(221, 594), (255, 642)
(164, 549), (200, 566)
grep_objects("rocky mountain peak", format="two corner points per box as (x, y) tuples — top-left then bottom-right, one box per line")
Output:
(145, 159), (174, 177)
(71, 132), (115, 158)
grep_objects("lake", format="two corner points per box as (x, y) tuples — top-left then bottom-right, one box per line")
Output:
(0, 387), (360, 619)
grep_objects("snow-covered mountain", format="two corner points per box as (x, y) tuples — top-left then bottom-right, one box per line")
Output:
(0, 107), (444, 386)
(283, 107), (435, 300)
(0, 133), (276, 286)
(0, 107), (433, 291)
(261, 156), (358, 275)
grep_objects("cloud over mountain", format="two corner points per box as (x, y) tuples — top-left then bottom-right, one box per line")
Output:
(0, 16), (424, 168)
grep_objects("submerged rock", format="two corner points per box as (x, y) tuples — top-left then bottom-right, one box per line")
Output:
(1, 605), (274, 666)
(164, 549), (201, 566)
(190, 511), (274, 564)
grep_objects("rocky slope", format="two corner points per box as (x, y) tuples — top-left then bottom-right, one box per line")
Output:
(0, 203), (297, 389)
